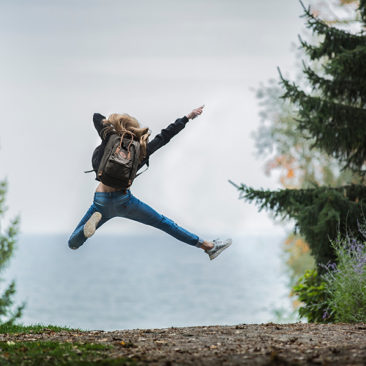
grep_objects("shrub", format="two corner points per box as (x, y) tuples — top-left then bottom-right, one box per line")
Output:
(292, 269), (333, 323)
(322, 232), (366, 323)
(295, 227), (366, 323)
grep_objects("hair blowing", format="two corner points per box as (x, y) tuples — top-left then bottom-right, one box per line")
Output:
(101, 113), (150, 162)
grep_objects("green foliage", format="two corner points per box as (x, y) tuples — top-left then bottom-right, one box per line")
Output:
(293, 269), (332, 322)
(292, 230), (366, 323)
(279, 67), (366, 172)
(0, 179), (24, 324)
(254, 76), (360, 190)
(0, 324), (79, 334)
(280, 2), (366, 174)
(296, 229), (366, 323)
(361, 0), (366, 21)
(299, 4), (366, 62)
(236, 183), (366, 268)
(0, 341), (135, 366)
(322, 233), (366, 322)
(245, 1), (366, 322)
(237, 1), (366, 271)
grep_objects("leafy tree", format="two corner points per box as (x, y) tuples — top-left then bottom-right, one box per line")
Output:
(0, 180), (24, 324)
(235, 0), (366, 270)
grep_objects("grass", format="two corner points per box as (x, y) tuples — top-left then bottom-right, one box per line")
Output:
(0, 324), (79, 334)
(0, 324), (138, 364)
(0, 341), (136, 365)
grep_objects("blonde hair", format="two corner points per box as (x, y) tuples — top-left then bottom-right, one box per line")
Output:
(101, 113), (150, 162)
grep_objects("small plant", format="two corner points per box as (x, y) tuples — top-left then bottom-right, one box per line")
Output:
(322, 232), (366, 323)
(293, 225), (366, 323)
(292, 269), (333, 323)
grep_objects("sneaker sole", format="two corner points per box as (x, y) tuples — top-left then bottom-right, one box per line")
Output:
(209, 239), (232, 260)
(83, 212), (102, 238)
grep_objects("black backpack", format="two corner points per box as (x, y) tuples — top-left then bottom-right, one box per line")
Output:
(96, 132), (141, 190)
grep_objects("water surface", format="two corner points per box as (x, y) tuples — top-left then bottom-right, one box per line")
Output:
(5, 233), (290, 330)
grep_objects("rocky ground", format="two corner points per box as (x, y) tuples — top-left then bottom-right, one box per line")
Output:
(1, 323), (366, 365)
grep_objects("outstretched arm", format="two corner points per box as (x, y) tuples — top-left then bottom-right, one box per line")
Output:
(138, 105), (205, 169)
(147, 105), (205, 156)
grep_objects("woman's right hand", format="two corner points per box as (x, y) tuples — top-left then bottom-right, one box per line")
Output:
(186, 105), (205, 120)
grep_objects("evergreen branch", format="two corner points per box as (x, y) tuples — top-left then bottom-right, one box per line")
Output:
(0, 178), (24, 324)
(297, 3), (366, 62)
(300, 0), (363, 41)
(2, 302), (25, 326)
(302, 63), (366, 106)
(324, 45), (366, 84)
(234, 183), (366, 267)
(298, 0), (308, 15)
(0, 216), (19, 271)
(278, 74), (366, 172)
(0, 180), (7, 217)
(228, 180), (240, 190)
(299, 34), (366, 61)
(277, 67), (285, 84)
(359, 0), (366, 24)
(0, 281), (16, 317)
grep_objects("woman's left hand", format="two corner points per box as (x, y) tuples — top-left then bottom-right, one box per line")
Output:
(186, 105), (205, 120)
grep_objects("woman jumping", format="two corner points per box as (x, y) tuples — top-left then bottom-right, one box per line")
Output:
(68, 105), (232, 260)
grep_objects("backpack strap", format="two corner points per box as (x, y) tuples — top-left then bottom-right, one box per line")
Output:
(135, 165), (148, 178)
(135, 159), (149, 178)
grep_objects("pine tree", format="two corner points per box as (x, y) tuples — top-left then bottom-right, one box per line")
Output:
(235, 1), (366, 269)
(0, 180), (24, 324)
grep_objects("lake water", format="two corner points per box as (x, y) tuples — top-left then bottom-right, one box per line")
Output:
(4, 233), (291, 331)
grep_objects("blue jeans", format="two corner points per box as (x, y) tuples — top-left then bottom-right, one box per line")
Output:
(68, 190), (202, 249)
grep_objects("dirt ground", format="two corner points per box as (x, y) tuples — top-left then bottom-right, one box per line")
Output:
(1, 323), (366, 365)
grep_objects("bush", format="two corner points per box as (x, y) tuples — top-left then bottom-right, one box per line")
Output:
(292, 269), (333, 323)
(294, 226), (366, 323)
(322, 232), (366, 322)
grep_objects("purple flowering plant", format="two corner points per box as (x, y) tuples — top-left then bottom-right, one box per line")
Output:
(321, 224), (366, 323)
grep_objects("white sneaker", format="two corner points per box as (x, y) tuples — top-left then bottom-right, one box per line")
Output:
(83, 212), (102, 238)
(206, 238), (232, 260)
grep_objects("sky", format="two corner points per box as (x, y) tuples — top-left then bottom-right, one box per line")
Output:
(0, 0), (305, 237)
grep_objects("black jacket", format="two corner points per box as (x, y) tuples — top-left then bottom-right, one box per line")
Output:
(91, 113), (189, 180)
